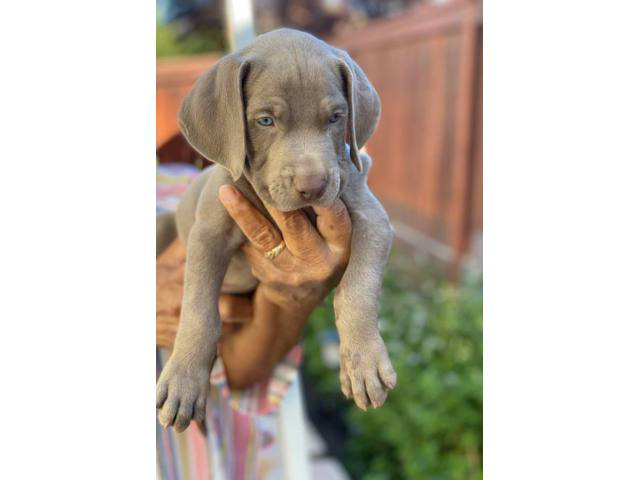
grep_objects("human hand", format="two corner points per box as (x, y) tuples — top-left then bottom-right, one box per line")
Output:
(157, 187), (352, 389)
(218, 184), (352, 318)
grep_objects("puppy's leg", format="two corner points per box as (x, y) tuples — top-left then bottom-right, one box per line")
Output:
(335, 156), (396, 411)
(156, 172), (245, 432)
(156, 212), (177, 258)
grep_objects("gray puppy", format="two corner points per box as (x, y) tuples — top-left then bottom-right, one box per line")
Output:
(156, 28), (396, 432)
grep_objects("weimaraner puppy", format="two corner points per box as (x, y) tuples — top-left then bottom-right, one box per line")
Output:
(156, 28), (396, 432)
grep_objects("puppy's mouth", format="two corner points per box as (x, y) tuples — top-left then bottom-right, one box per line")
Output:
(264, 170), (341, 212)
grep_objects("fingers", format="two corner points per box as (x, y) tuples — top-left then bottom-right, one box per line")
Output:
(219, 185), (282, 253)
(243, 242), (297, 282)
(264, 204), (324, 257)
(157, 239), (184, 349)
(218, 294), (253, 324)
(313, 199), (352, 254)
(156, 314), (179, 348)
(157, 239), (187, 268)
(156, 333), (176, 349)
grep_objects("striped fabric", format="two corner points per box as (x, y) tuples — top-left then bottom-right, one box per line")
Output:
(156, 163), (304, 480)
(156, 163), (202, 213)
(156, 346), (303, 480)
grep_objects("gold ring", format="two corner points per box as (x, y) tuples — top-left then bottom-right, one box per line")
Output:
(264, 241), (285, 260)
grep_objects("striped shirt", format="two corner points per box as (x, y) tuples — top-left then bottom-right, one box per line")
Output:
(156, 346), (303, 480)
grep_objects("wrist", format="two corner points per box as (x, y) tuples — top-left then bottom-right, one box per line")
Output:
(255, 284), (322, 321)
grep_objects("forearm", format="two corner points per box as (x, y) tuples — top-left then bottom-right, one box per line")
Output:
(219, 287), (311, 389)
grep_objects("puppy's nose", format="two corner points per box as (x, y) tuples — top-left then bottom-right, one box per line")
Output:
(293, 174), (327, 201)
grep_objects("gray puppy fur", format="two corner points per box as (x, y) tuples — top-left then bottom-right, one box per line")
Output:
(156, 29), (396, 432)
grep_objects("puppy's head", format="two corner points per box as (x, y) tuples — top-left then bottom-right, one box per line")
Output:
(179, 28), (380, 211)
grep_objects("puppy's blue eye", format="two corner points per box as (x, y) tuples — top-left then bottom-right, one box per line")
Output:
(329, 113), (342, 124)
(257, 117), (274, 126)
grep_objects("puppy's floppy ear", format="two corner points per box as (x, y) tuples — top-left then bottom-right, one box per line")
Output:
(336, 50), (381, 172)
(179, 54), (250, 181)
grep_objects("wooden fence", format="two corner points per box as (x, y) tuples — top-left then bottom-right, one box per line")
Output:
(330, 0), (482, 269)
(156, 0), (483, 271)
(156, 53), (220, 150)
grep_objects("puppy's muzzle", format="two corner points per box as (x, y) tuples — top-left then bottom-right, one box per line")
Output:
(293, 173), (327, 201)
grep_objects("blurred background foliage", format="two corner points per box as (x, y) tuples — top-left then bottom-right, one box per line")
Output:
(156, 21), (226, 57)
(302, 251), (482, 480)
(156, 0), (434, 58)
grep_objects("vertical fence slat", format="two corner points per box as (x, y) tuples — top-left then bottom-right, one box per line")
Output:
(447, 5), (479, 273)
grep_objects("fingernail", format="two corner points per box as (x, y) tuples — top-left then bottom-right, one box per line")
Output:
(219, 185), (238, 205)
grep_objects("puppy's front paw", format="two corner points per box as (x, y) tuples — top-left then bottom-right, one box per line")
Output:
(156, 357), (211, 432)
(339, 334), (396, 411)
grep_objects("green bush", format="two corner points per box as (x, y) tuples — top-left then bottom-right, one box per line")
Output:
(302, 251), (483, 479)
